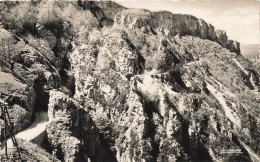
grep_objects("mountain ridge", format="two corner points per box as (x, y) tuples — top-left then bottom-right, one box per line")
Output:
(0, 1), (259, 161)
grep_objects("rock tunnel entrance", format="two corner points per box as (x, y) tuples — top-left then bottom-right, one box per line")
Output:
(30, 74), (51, 152)
(32, 73), (49, 121)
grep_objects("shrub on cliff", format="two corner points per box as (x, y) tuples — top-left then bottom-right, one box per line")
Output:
(157, 138), (182, 161)
(95, 68), (130, 112)
(37, 1), (65, 36)
(1, 3), (38, 35)
(62, 4), (98, 34)
(0, 35), (14, 63)
(37, 1), (98, 39)
(97, 51), (116, 72)
(145, 48), (173, 71)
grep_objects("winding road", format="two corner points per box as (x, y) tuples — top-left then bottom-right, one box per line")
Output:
(3, 111), (49, 148)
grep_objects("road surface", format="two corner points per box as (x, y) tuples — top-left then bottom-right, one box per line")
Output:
(2, 111), (49, 148)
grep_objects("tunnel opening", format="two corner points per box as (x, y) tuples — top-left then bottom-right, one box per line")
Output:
(33, 75), (49, 111)
(32, 73), (50, 122)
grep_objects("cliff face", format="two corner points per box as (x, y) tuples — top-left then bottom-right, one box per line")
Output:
(0, 27), (60, 138)
(0, 71), (35, 136)
(47, 90), (83, 162)
(0, 1), (259, 161)
(114, 9), (240, 55)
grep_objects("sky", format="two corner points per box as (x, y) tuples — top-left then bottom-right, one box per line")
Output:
(115, 0), (260, 44)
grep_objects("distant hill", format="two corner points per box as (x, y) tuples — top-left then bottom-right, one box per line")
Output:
(241, 44), (259, 60)
(240, 44), (260, 75)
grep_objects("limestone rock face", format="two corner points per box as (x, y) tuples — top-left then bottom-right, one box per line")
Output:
(47, 90), (83, 161)
(207, 23), (216, 41)
(151, 12), (217, 41)
(47, 89), (117, 161)
(215, 29), (228, 48)
(152, 12), (198, 36)
(114, 9), (152, 29)
(8, 104), (30, 133)
(0, 71), (36, 136)
(114, 8), (241, 56)
(114, 9), (241, 54)
(117, 48), (138, 76)
(0, 138), (60, 162)
(69, 44), (98, 100)
(48, 90), (79, 120)
(197, 19), (209, 39)
(47, 117), (82, 162)
(227, 40), (240, 54)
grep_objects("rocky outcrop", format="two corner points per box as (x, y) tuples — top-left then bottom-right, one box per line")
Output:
(227, 40), (240, 54)
(114, 9), (152, 29)
(47, 90), (83, 161)
(0, 139), (60, 161)
(117, 48), (138, 76)
(114, 91), (151, 161)
(153, 12), (207, 38)
(0, 71), (35, 136)
(215, 29), (228, 48)
(69, 44), (98, 100)
(114, 10), (217, 41)
(48, 90), (79, 121)
(47, 90), (117, 161)
(114, 9), (240, 55)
